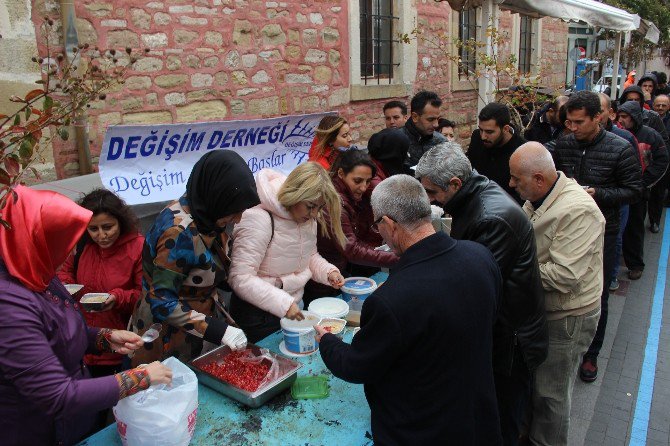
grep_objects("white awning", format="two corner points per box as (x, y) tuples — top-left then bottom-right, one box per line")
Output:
(498, 0), (640, 31)
(638, 19), (660, 44)
(443, 0), (640, 32)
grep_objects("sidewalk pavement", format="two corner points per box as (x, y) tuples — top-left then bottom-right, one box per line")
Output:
(568, 212), (670, 445)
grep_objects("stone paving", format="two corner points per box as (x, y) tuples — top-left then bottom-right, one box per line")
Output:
(568, 213), (670, 445)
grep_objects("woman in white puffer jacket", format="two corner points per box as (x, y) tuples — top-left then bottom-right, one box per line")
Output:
(228, 162), (347, 342)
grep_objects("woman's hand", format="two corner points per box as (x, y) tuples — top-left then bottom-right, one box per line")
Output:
(141, 361), (173, 385)
(100, 293), (117, 311)
(108, 330), (144, 354)
(285, 303), (304, 320)
(327, 270), (345, 289)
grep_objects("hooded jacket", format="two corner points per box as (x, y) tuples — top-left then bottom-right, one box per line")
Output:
(444, 172), (548, 374)
(58, 232), (144, 367)
(228, 169), (338, 318)
(402, 119), (447, 168)
(620, 85), (669, 145)
(552, 129), (642, 235)
(618, 101), (669, 188)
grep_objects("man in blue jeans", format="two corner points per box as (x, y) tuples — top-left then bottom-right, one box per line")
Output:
(510, 142), (605, 445)
(551, 91), (643, 382)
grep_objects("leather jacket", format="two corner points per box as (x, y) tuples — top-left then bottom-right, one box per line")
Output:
(444, 172), (548, 374)
(552, 129), (643, 235)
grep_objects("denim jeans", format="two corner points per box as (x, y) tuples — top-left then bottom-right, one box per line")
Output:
(529, 307), (600, 446)
(612, 205), (629, 280)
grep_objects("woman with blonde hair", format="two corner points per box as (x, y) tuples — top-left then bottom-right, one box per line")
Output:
(228, 162), (346, 342)
(308, 115), (353, 171)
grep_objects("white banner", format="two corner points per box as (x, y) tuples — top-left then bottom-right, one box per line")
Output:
(99, 112), (334, 205)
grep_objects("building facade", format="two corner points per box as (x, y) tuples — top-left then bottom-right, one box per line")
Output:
(2, 0), (568, 180)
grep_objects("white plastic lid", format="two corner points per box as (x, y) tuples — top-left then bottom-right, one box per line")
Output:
(308, 297), (349, 318)
(280, 310), (321, 332)
(341, 277), (377, 294)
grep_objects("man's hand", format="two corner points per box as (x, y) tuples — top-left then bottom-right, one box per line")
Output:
(314, 324), (329, 342)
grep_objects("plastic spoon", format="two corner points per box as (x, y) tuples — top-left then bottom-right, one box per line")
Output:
(141, 323), (162, 343)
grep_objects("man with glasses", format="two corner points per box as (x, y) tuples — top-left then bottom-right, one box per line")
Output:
(416, 143), (547, 446)
(316, 174), (503, 445)
(551, 91), (642, 382)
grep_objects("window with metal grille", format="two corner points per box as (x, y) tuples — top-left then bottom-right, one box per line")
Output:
(359, 0), (399, 84)
(458, 8), (478, 79)
(518, 15), (533, 74)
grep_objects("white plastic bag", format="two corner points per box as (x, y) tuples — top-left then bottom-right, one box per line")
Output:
(113, 357), (198, 446)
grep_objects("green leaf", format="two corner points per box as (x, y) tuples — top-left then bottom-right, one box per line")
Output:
(25, 107), (31, 120)
(13, 114), (20, 126)
(58, 127), (69, 141)
(43, 95), (53, 112)
(19, 139), (33, 159)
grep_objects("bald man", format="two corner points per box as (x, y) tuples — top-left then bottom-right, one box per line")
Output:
(509, 142), (605, 446)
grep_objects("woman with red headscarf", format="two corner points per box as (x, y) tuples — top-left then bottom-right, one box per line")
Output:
(0, 186), (172, 446)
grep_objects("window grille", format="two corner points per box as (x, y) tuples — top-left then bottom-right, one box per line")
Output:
(518, 15), (533, 74)
(360, 0), (400, 84)
(458, 8), (478, 79)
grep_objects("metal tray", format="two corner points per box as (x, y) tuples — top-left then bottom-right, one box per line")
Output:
(189, 344), (301, 408)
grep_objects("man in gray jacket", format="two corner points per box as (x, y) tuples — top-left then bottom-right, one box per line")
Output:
(403, 90), (446, 169)
(510, 142), (605, 446)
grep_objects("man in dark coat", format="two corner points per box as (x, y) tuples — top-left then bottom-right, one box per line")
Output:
(416, 143), (547, 446)
(402, 90), (446, 169)
(617, 101), (668, 278)
(524, 95), (569, 144)
(551, 91), (642, 382)
(467, 102), (526, 204)
(620, 85), (668, 145)
(317, 174), (503, 446)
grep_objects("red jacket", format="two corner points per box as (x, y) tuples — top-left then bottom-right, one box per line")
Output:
(308, 138), (338, 171)
(57, 232), (144, 366)
(318, 176), (399, 272)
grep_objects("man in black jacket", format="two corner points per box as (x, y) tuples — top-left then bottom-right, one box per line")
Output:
(316, 174), (503, 445)
(524, 95), (569, 144)
(402, 91), (446, 169)
(416, 143), (547, 446)
(619, 85), (669, 145)
(552, 91), (643, 382)
(617, 101), (668, 278)
(467, 102), (526, 204)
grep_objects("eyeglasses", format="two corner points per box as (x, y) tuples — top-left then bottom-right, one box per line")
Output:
(371, 215), (393, 233)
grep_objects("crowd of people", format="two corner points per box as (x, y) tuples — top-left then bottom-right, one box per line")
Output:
(0, 78), (668, 445)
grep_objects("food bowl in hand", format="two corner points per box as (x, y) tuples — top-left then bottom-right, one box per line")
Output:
(80, 293), (110, 311)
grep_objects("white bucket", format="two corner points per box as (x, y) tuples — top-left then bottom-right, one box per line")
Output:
(308, 297), (349, 319)
(280, 311), (321, 354)
(340, 277), (377, 313)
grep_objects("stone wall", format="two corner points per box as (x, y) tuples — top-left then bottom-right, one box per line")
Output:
(0, 0), (56, 182)
(28, 0), (568, 179)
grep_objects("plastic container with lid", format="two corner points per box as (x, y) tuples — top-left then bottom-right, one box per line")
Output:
(308, 297), (349, 319)
(280, 311), (321, 354)
(340, 277), (377, 313)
